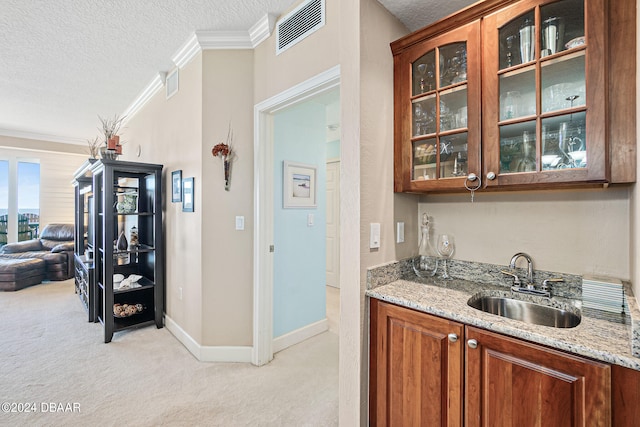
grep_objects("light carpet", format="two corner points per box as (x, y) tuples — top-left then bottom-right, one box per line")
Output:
(0, 280), (338, 426)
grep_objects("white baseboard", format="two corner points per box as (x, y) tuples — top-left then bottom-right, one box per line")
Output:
(273, 318), (329, 353)
(165, 315), (252, 362)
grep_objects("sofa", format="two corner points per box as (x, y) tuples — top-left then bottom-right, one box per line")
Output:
(0, 224), (75, 281)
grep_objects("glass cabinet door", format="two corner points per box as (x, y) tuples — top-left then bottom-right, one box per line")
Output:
(483, 0), (605, 187)
(397, 19), (481, 192)
(411, 45), (469, 181)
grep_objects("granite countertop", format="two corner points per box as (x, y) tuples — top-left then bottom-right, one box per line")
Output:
(366, 259), (640, 371)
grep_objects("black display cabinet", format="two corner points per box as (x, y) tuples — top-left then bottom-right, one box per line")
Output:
(90, 159), (164, 343)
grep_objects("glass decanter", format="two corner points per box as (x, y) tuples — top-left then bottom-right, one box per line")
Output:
(413, 213), (438, 276)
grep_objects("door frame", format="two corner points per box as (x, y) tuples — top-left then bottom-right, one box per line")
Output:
(252, 65), (340, 366)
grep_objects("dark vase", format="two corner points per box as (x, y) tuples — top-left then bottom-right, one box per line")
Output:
(116, 231), (128, 251)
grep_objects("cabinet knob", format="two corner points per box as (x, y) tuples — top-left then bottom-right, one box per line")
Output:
(467, 339), (478, 349)
(448, 333), (458, 343)
(486, 172), (496, 180)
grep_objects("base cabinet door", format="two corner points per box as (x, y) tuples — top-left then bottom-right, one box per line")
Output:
(370, 299), (464, 426)
(465, 326), (611, 426)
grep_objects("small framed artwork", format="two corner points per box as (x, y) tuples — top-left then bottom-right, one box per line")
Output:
(171, 170), (182, 203)
(283, 161), (317, 208)
(182, 177), (194, 212)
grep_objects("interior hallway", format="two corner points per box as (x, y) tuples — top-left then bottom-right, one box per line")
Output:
(0, 280), (338, 426)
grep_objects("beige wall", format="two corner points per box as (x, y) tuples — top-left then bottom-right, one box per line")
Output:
(201, 50), (254, 346)
(357, 0), (411, 423)
(253, 0), (340, 104)
(124, 50), (256, 347)
(419, 187), (631, 278)
(0, 138), (85, 229)
(123, 56), (204, 343)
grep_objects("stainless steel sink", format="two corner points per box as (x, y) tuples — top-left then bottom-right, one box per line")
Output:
(467, 295), (581, 328)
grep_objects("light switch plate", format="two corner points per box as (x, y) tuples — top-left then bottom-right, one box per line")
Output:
(397, 222), (405, 243)
(307, 213), (314, 227)
(370, 223), (381, 249)
(235, 216), (244, 230)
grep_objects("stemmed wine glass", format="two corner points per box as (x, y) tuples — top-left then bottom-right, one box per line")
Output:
(436, 234), (455, 279)
(416, 63), (427, 93)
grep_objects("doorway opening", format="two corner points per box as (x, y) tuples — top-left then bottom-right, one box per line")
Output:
(253, 65), (340, 366)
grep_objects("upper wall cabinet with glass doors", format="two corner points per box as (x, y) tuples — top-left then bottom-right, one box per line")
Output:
(392, 0), (636, 194)
(393, 20), (482, 193)
(482, 0), (607, 188)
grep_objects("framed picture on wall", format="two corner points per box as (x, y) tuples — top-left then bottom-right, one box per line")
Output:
(182, 177), (194, 212)
(171, 170), (182, 203)
(283, 161), (317, 208)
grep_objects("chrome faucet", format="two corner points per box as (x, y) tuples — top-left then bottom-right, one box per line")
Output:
(502, 252), (554, 298)
(509, 252), (534, 289)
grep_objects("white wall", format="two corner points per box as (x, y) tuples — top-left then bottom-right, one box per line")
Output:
(0, 138), (86, 231)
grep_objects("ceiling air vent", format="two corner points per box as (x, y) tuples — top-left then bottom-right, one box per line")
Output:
(276, 0), (325, 55)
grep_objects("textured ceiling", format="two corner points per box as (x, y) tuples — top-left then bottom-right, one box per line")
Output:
(377, 0), (477, 33)
(0, 0), (476, 145)
(0, 0), (298, 144)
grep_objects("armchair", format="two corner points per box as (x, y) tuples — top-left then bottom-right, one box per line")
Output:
(0, 224), (75, 280)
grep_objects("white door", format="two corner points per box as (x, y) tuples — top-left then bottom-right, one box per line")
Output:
(326, 160), (340, 288)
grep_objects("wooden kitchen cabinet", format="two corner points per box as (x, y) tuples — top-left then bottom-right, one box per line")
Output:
(370, 299), (464, 425)
(391, 0), (636, 193)
(370, 300), (615, 426)
(392, 19), (482, 193)
(481, 0), (607, 188)
(465, 326), (610, 426)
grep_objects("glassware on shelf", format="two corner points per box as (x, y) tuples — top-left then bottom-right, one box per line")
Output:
(456, 106), (468, 128)
(439, 42), (467, 87)
(416, 63), (428, 93)
(451, 45), (467, 83)
(436, 234), (455, 279)
(413, 51), (436, 95)
(519, 17), (535, 63)
(501, 91), (521, 120)
(505, 34), (517, 67)
(542, 17), (565, 56)
(558, 121), (586, 168)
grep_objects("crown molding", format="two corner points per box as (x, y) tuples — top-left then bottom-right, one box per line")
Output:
(121, 73), (165, 122)
(171, 33), (202, 69)
(197, 30), (254, 50)
(172, 14), (276, 70)
(0, 128), (85, 145)
(249, 14), (277, 47)
(124, 14), (276, 126)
